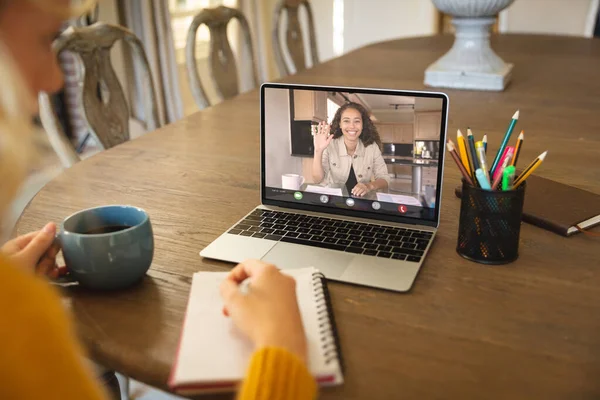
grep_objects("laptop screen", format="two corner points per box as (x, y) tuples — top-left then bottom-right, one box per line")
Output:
(261, 84), (448, 227)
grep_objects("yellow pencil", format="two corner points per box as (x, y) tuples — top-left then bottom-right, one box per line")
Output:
(456, 129), (471, 176)
(513, 151), (547, 188)
(510, 131), (524, 167)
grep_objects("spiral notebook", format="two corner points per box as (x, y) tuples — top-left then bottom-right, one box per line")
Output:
(168, 267), (344, 395)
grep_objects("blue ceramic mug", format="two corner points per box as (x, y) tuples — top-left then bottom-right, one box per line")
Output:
(58, 205), (154, 290)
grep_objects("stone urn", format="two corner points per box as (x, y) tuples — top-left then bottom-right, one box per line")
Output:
(425, 0), (516, 91)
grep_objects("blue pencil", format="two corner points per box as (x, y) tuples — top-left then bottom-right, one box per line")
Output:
(490, 110), (519, 176)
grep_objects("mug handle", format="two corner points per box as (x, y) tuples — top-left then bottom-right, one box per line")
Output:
(50, 235), (78, 285)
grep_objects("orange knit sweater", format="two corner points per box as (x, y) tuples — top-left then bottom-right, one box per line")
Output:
(0, 257), (317, 400)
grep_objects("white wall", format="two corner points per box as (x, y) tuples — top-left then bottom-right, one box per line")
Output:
(342, 0), (438, 54)
(264, 88), (303, 188)
(501, 0), (596, 36)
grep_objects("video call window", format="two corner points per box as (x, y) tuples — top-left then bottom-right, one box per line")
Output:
(263, 87), (445, 222)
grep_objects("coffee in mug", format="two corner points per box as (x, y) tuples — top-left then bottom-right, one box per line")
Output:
(57, 205), (154, 290)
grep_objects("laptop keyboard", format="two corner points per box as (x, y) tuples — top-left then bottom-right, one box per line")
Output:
(227, 209), (433, 263)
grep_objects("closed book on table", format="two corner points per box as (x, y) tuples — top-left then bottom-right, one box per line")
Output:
(169, 267), (344, 395)
(455, 174), (600, 237)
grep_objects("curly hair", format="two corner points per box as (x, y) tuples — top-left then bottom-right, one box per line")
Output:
(330, 102), (382, 150)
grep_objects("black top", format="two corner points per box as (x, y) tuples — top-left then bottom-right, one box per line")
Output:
(345, 164), (358, 194)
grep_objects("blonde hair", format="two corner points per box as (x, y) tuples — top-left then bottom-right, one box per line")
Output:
(0, 0), (97, 217)
(0, 41), (35, 218)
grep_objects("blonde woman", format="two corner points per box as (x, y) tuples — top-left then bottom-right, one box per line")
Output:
(0, 1), (314, 399)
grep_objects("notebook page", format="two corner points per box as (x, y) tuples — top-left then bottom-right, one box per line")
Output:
(305, 185), (344, 197)
(172, 267), (341, 387)
(173, 272), (253, 386)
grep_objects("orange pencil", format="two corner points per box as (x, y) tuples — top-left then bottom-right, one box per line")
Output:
(510, 131), (524, 167)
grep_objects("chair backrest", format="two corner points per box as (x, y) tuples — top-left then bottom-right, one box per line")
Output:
(186, 6), (260, 109)
(272, 0), (319, 76)
(39, 22), (160, 166)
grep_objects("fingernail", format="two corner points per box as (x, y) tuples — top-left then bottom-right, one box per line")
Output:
(43, 223), (55, 234)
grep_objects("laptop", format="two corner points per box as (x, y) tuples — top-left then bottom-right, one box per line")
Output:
(201, 83), (448, 292)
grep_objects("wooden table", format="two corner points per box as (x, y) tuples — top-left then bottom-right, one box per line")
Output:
(18, 35), (600, 399)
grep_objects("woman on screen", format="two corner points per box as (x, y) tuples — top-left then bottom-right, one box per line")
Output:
(312, 102), (389, 197)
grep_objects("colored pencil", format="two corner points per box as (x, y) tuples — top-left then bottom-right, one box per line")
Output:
(513, 151), (548, 188)
(510, 131), (524, 167)
(467, 128), (480, 175)
(491, 149), (514, 190)
(482, 134), (488, 154)
(490, 110), (519, 176)
(456, 129), (471, 176)
(492, 146), (514, 184)
(447, 140), (475, 186)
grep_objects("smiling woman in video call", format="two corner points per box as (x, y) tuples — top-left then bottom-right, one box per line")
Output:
(312, 102), (390, 197)
(0, 1), (314, 399)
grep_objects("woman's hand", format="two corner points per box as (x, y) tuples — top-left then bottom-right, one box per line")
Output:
(220, 259), (307, 363)
(0, 222), (62, 279)
(351, 182), (373, 197)
(313, 121), (333, 153)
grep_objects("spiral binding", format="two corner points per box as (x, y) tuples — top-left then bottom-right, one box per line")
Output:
(312, 272), (345, 371)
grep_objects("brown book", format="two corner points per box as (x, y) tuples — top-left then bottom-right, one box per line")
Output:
(455, 174), (600, 237)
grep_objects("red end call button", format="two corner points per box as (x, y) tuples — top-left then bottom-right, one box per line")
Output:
(398, 205), (407, 214)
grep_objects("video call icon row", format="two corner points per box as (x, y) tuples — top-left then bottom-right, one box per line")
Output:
(294, 191), (407, 214)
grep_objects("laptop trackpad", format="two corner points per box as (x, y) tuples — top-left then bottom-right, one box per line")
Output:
(261, 242), (352, 278)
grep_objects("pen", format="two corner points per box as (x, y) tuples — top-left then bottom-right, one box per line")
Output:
(513, 151), (548, 188)
(510, 131), (524, 168)
(447, 140), (475, 186)
(475, 168), (491, 190)
(457, 129), (472, 178)
(475, 141), (489, 183)
(502, 166), (516, 191)
(490, 110), (519, 176)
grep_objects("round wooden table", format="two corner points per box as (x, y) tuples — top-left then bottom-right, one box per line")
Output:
(17, 35), (600, 399)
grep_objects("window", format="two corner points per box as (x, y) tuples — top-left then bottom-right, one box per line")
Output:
(167, 0), (238, 115)
(168, 0), (238, 63)
(327, 98), (340, 124)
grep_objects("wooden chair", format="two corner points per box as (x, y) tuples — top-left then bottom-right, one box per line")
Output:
(272, 0), (319, 76)
(186, 6), (260, 109)
(39, 22), (160, 168)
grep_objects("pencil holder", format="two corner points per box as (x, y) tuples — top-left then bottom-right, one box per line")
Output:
(456, 179), (526, 264)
